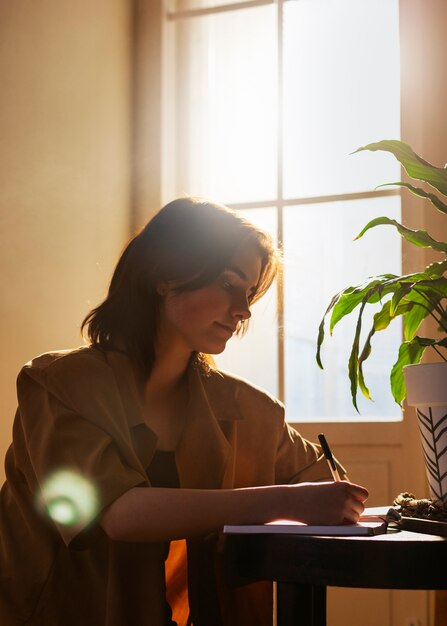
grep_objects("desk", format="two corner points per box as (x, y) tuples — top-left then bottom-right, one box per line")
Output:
(223, 529), (447, 626)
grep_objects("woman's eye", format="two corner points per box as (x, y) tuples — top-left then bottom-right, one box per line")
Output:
(220, 274), (234, 289)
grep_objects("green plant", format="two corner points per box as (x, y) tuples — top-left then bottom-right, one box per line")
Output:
(316, 140), (447, 411)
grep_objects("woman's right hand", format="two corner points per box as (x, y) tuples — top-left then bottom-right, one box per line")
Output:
(279, 480), (369, 525)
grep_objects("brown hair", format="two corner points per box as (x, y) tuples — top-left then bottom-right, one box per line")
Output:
(82, 197), (280, 378)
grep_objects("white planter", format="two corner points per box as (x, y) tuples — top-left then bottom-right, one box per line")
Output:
(404, 361), (447, 501)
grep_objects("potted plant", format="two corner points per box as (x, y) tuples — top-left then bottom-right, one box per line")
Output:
(316, 140), (447, 500)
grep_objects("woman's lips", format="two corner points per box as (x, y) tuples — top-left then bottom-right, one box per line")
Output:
(215, 322), (236, 334)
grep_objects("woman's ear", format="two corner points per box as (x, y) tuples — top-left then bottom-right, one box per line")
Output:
(156, 281), (169, 297)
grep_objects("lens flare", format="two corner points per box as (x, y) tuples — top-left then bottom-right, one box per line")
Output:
(38, 470), (99, 527)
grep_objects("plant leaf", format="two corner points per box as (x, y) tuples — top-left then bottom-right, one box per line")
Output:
(390, 336), (447, 404)
(390, 340), (425, 404)
(316, 291), (343, 369)
(358, 300), (412, 401)
(390, 282), (412, 316)
(378, 182), (447, 215)
(372, 300), (394, 331)
(348, 302), (366, 413)
(358, 364), (371, 401)
(359, 300), (403, 361)
(402, 290), (436, 340)
(424, 259), (447, 277)
(415, 276), (447, 296)
(355, 216), (447, 253)
(353, 140), (447, 197)
(412, 278), (447, 334)
(317, 275), (400, 373)
(391, 276), (447, 340)
(357, 304), (390, 402)
(329, 275), (397, 332)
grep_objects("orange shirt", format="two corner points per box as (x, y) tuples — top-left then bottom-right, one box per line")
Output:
(0, 347), (344, 626)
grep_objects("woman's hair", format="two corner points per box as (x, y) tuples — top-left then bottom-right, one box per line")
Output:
(82, 197), (280, 378)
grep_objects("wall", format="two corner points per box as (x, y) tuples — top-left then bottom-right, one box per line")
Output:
(132, 0), (163, 229)
(0, 0), (132, 481)
(400, 2), (447, 624)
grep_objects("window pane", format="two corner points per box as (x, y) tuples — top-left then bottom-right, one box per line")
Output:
(168, 5), (277, 204)
(283, 196), (402, 420)
(215, 207), (278, 396)
(283, 0), (400, 198)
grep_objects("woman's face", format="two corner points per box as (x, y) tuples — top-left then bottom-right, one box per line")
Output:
(157, 242), (263, 357)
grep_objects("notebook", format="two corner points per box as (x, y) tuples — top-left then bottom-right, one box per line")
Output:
(223, 507), (395, 537)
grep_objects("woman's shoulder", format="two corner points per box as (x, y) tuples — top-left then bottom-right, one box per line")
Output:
(18, 346), (114, 395)
(17, 347), (132, 422)
(21, 345), (107, 376)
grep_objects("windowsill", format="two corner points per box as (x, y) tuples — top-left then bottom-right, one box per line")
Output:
(290, 419), (404, 446)
(290, 416), (403, 423)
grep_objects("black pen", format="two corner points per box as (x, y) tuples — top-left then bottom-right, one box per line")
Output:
(318, 433), (341, 482)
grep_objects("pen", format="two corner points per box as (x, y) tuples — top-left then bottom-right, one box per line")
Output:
(318, 433), (341, 482)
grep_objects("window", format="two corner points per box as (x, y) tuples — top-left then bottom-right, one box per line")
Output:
(163, 0), (401, 420)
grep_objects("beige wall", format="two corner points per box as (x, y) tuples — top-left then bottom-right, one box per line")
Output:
(0, 0), (133, 480)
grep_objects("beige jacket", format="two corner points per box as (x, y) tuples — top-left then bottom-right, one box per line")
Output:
(0, 347), (345, 626)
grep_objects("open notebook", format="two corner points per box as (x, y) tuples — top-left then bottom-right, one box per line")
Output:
(223, 507), (397, 537)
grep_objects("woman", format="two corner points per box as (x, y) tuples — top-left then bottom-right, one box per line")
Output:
(0, 197), (368, 626)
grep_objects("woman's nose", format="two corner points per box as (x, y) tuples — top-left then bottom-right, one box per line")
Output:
(230, 294), (251, 321)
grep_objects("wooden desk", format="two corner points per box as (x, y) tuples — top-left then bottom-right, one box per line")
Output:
(223, 529), (447, 626)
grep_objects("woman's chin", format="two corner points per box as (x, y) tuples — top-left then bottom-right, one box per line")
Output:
(201, 340), (228, 355)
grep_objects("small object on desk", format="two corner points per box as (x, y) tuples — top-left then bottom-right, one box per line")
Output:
(399, 516), (447, 537)
(393, 491), (447, 521)
(318, 433), (341, 482)
(392, 492), (447, 536)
